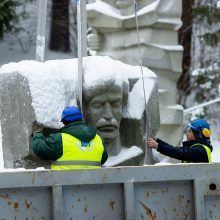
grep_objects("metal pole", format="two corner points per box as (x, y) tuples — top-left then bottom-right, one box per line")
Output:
(77, 0), (87, 111)
(36, 0), (48, 62)
(184, 97), (220, 115)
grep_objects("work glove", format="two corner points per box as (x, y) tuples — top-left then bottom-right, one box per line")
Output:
(32, 120), (44, 133)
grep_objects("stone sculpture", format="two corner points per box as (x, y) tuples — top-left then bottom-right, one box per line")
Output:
(83, 80), (127, 157)
(0, 56), (159, 168)
(87, 0), (184, 161)
(82, 56), (160, 166)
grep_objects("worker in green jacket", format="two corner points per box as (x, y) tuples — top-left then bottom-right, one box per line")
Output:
(32, 106), (108, 170)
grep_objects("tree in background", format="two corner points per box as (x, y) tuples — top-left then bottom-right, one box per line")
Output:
(178, 0), (194, 107)
(49, 0), (70, 52)
(0, 0), (18, 39)
(178, 0), (220, 108)
(189, 0), (220, 105)
(0, 0), (36, 53)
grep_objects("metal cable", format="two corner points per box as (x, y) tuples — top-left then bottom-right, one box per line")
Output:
(133, 0), (153, 164)
(133, 0), (147, 106)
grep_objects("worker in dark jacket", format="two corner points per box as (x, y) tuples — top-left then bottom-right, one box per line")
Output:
(147, 118), (213, 163)
(32, 105), (108, 169)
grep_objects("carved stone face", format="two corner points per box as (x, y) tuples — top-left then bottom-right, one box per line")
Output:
(84, 84), (123, 144)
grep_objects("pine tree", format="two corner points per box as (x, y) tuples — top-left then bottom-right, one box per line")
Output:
(49, 0), (70, 52)
(0, 0), (18, 39)
(190, 0), (220, 104)
(178, 0), (194, 106)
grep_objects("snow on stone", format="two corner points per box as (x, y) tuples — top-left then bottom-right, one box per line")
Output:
(168, 105), (183, 110)
(152, 44), (183, 51)
(124, 79), (145, 119)
(0, 59), (78, 128)
(83, 56), (128, 88)
(103, 146), (143, 167)
(124, 77), (155, 119)
(0, 56), (156, 128)
(87, 0), (159, 20)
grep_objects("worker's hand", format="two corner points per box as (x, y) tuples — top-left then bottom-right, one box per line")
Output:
(147, 138), (158, 149)
(32, 120), (43, 133)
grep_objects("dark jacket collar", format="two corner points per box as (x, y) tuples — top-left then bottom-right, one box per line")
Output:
(182, 138), (213, 151)
(58, 121), (96, 142)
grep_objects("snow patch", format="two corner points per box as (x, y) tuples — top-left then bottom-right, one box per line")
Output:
(103, 146), (143, 167)
(87, 0), (159, 20)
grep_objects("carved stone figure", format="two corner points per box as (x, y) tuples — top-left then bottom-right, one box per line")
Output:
(87, 0), (184, 163)
(82, 56), (159, 166)
(0, 56), (160, 168)
(83, 81), (127, 156)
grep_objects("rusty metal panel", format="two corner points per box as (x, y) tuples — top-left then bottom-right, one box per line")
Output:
(63, 184), (124, 219)
(0, 187), (52, 219)
(0, 164), (219, 219)
(134, 181), (194, 220)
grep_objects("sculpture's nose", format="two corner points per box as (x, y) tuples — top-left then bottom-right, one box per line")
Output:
(103, 102), (113, 120)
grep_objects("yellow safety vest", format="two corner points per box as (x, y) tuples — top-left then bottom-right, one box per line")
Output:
(183, 143), (212, 163)
(51, 133), (104, 170)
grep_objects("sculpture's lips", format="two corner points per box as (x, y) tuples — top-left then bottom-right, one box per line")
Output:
(97, 125), (118, 132)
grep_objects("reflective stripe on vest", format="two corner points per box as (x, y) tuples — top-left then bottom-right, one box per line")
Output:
(51, 133), (104, 170)
(183, 143), (212, 163)
(52, 160), (101, 166)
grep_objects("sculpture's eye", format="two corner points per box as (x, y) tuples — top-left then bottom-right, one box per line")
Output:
(91, 102), (103, 109)
(111, 101), (121, 108)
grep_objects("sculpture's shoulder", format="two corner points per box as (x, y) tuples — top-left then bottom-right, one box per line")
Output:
(103, 146), (144, 167)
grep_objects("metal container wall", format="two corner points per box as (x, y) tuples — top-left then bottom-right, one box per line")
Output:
(0, 163), (219, 220)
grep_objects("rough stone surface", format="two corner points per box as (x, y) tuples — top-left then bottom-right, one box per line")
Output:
(0, 72), (35, 168)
